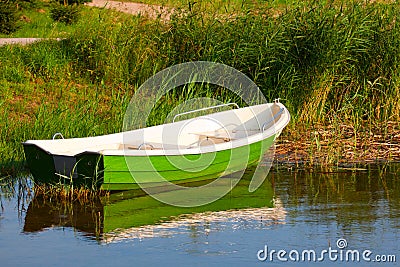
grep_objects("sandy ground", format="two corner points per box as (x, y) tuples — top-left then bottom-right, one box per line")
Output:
(0, 1), (170, 46)
(85, 0), (172, 19)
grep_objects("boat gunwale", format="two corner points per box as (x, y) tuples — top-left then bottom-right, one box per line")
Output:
(22, 103), (290, 157)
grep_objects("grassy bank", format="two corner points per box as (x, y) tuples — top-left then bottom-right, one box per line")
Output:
(1, 0), (400, 176)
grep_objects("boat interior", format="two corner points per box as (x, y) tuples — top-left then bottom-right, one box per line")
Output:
(24, 102), (287, 155)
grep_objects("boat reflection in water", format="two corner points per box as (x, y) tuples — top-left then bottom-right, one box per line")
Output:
(23, 165), (286, 243)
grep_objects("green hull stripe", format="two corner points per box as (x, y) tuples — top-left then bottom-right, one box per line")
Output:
(102, 136), (275, 189)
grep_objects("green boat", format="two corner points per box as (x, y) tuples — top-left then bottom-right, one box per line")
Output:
(23, 170), (285, 241)
(23, 101), (290, 190)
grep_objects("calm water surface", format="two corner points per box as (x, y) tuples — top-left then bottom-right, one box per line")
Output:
(0, 164), (399, 267)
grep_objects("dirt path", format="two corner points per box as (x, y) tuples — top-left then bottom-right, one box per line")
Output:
(85, 0), (172, 20)
(0, 38), (63, 46)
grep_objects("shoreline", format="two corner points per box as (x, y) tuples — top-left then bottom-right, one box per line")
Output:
(2, 135), (399, 178)
(274, 122), (400, 166)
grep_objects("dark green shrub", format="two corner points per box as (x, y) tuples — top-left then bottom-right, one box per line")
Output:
(50, 4), (80, 25)
(0, 2), (19, 34)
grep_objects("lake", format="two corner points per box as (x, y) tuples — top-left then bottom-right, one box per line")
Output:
(0, 163), (399, 266)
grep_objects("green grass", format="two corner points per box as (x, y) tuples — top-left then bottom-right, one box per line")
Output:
(1, 0), (400, 176)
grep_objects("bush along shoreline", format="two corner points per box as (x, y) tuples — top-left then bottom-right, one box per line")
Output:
(1, 1), (400, 177)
